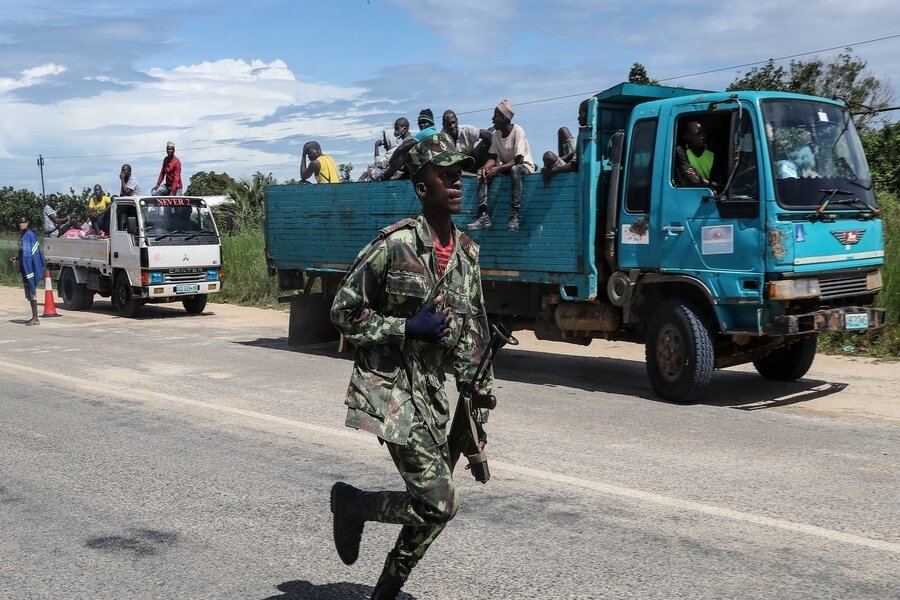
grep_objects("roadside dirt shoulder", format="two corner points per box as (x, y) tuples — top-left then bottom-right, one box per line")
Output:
(2, 285), (896, 423)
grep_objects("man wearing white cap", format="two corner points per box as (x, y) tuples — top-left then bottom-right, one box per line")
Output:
(467, 99), (534, 232)
(152, 141), (183, 196)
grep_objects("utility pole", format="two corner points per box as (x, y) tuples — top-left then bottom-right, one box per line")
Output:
(37, 155), (46, 199)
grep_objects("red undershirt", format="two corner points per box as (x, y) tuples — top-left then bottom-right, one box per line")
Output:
(433, 235), (454, 276)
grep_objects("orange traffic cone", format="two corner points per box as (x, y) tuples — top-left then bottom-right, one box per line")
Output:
(41, 269), (61, 318)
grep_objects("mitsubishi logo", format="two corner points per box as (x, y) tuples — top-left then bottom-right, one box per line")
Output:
(830, 230), (865, 246)
(183, 254), (190, 262)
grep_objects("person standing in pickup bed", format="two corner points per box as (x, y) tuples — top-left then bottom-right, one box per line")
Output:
(9, 215), (44, 326)
(329, 132), (495, 599)
(151, 141), (183, 196)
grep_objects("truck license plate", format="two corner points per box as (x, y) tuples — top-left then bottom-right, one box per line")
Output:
(175, 284), (200, 294)
(845, 313), (869, 330)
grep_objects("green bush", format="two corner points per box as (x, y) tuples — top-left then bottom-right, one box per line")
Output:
(214, 229), (281, 307)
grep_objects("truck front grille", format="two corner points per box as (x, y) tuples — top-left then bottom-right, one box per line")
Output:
(818, 273), (869, 300)
(164, 271), (206, 284)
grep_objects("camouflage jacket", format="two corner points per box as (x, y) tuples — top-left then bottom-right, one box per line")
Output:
(330, 214), (493, 446)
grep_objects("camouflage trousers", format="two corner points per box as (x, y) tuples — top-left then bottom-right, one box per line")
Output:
(373, 415), (460, 581)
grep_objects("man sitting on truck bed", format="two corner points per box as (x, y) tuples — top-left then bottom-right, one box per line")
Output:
(43, 194), (78, 238)
(467, 99), (535, 232)
(542, 97), (589, 186)
(87, 184), (111, 235)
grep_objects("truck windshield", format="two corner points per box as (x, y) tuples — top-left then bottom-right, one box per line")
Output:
(139, 197), (218, 241)
(761, 99), (875, 211)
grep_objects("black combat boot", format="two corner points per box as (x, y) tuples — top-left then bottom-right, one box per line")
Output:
(370, 567), (404, 599)
(330, 482), (377, 565)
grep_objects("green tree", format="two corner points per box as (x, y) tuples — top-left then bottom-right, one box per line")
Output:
(0, 187), (41, 231)
(862, 123), (900, 196)
(628, 62), (659, 85)
(338, 163), (353, 183)
(186, 170), (237, 196)
(216, 171), (273, 233)
(727, 49), (894, 129)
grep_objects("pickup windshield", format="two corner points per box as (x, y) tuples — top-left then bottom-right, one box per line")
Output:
(139, 197), (218, 243)
(761, 99), (876, 211)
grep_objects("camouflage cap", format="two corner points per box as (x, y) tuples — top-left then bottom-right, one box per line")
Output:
(406, 132), (475, 177)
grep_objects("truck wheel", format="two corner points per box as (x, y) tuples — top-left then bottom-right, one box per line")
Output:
(59, 268), (93, 311)
(59, 268), (81, 310)
(114, 272), (142, 318)
(182, 295), (208, 314)
(753, 336), (817, 381)
(645, 300), (714, 404)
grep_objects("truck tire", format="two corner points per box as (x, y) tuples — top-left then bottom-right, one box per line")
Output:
(114, 272), (142, 318)
(182, 295), (208, 315)
(753, 336), (817, 381)
(59, 267), (93, 311)
(645, 300), (714, 404)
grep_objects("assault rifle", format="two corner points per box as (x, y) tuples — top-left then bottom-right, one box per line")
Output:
(449, 323), (517, 483)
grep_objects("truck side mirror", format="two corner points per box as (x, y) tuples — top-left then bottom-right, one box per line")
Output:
(127, 216), (137, 235)
(608, 131), (625, 165)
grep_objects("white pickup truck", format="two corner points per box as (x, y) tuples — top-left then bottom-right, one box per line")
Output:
(43, 196), (222, 317)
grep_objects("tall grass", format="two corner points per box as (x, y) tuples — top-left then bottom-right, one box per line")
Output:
(820, 191), (900, 357)
(215, 229), (282, 307)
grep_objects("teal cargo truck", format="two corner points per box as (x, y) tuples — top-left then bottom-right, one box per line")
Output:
(265, 82), (885, 403)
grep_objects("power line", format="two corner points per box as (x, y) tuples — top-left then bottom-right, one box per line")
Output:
(659, 33), (900, 82)
(43, 32), (900, 161)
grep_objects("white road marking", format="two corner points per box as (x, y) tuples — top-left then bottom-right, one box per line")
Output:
(1, 358), (897, 555)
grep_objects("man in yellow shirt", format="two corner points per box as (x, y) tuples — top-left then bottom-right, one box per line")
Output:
(300, 141), (340, 183)
(87, 184), (111, 235)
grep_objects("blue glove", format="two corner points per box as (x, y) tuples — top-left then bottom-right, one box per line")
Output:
(404, 301), (448, 343)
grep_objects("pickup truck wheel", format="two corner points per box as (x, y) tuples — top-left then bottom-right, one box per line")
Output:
(182, 295), (208, 314)
(645, 300), (714, 404)
(753, 336), (817, 381)
(59, 268), (92, 310)
(114, 272), (142, 318)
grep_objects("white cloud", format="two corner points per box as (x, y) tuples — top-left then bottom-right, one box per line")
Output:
(0, 63), (66, 93)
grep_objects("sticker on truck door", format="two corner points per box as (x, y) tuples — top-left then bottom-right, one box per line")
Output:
(701, 225), (734, 255)
(622, 219), (650, 245)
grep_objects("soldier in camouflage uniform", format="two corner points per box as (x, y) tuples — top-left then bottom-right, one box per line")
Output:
(330, 132), (495, 599)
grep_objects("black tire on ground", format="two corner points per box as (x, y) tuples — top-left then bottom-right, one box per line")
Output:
(80, 290), (94, 310)
(114, 271), (142, 318)
(59, 268), (80, 310)
(182, 295), (208, 314)
(645, 300), (714, 404)
(59, 267), (92, 310)
(752, 336), (817, 381)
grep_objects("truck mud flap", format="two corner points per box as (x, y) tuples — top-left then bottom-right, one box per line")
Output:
(286, 293), (339, 346)
(766, 306), (885, 335)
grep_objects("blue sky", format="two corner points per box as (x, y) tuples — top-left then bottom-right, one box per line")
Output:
(2, 0), (899, 196)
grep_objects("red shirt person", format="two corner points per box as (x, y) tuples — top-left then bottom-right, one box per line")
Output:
(152, 141), (183, 196)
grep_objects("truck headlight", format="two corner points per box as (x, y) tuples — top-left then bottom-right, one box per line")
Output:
(142, 271), (165, 285)
(206, 269), (219, 281)
(767, 278), (821, 300)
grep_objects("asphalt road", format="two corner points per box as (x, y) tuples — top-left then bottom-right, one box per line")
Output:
(1, 287), (898, 599)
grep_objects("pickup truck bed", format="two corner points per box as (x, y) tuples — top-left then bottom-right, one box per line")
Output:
(44, 236), (110, 271)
